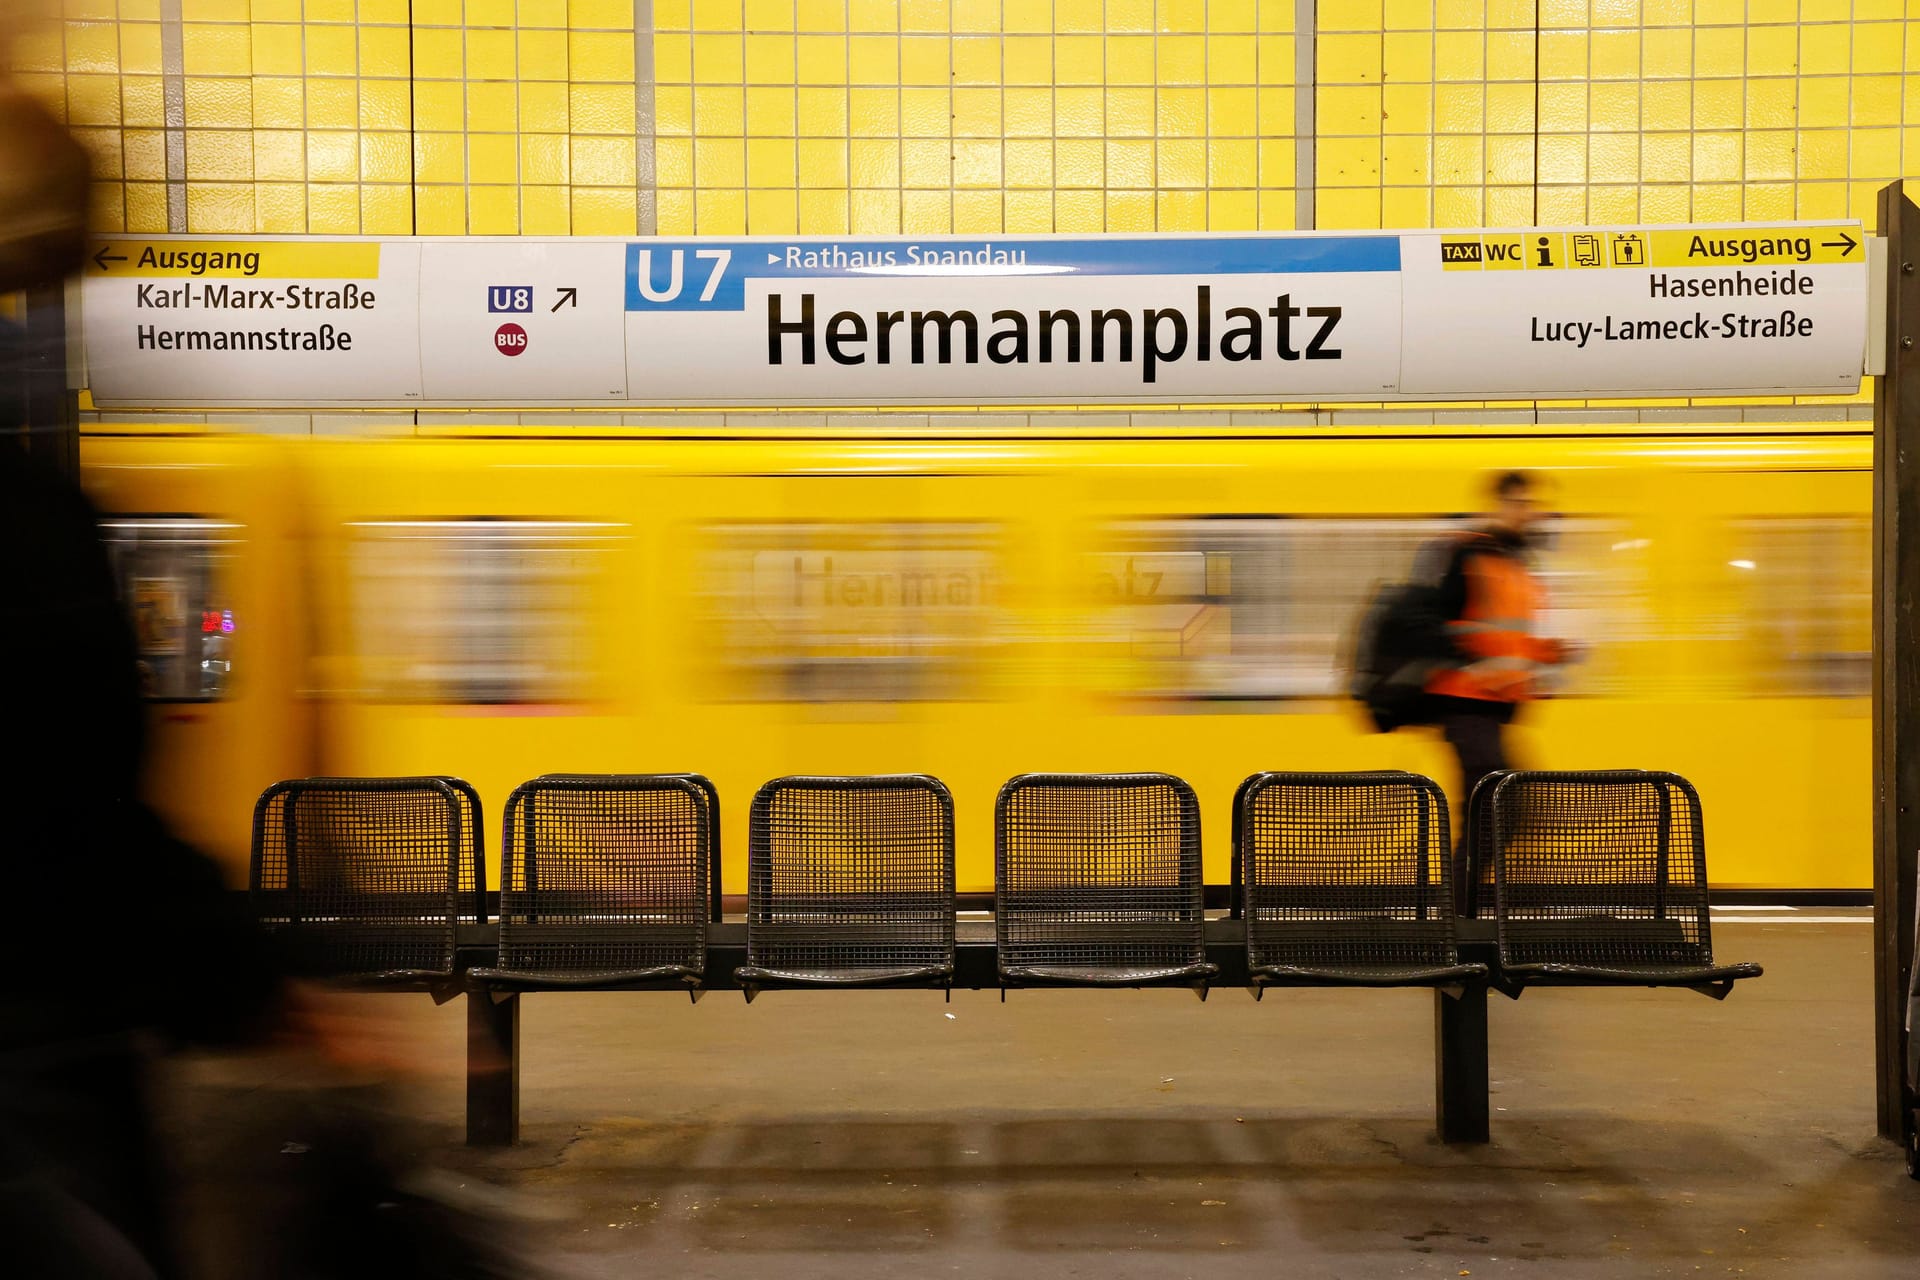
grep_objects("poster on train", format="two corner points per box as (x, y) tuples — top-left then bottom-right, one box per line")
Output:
(78, 221), (1869, 408)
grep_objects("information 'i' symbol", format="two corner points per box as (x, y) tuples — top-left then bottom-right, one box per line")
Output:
(1535, 236), (1556, 268)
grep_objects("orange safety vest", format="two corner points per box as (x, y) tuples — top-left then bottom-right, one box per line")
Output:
(1426, 537), (1557, 703)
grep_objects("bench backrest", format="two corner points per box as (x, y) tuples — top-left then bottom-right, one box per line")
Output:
(250, 776), (472, 979)
(496, 774), (710, 978)
(1237, 771), (1460, 970)
(746, 774), (956, 975)
(1488, 770), (1717, 969)
(994, 773), (1206, 974)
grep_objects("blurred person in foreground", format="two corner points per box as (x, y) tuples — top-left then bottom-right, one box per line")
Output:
(0, 51), (523, 1280)
(1425, 471), (1575, 895)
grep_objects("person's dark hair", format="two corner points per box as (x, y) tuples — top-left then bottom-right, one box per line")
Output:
(1491, 470), (1533, 500)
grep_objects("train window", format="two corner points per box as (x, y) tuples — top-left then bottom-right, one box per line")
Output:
(696, 522), (1002, 702)
(1727, 517), (1870, 698)
(1086, 516), (1643, 700)
(101, 518), (241, 702)
(347, 520), (614, 704)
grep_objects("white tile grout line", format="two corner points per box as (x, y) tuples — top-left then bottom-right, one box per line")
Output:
(635, 0), (656, 235)
(1294, 0), (1315, 230)
(158, 0), (187, 232)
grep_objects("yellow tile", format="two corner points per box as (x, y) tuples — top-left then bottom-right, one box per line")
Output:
(1381, 187), (1430, 228)
(886, 35), (943, 85)
(1744, 78), (1794, 130)
(951, 139), (1000, 187)
(1208, 137), (1257, 186)
(181, 23), (250, 76)
(849, 0), (902, 30)
(691, 33), (742, 82)
(1208, 86), (1256, 137)
(238, 24), (296, 78)
(747, 137), (796, 186)
(467, 132), (517, 183)
(653, 84), (694, 135)
(797, 35), (848, 84)
(1056, 137), (1104, 185)
(902, 189), (951, 232)
(355, 131), (407, 182)
(1319, 137), (1380, 185)
(468, 187), (518, 235)
(1106, 190), (1153, 230)
(797, 87), (848, 134)
(8, 28), (65, 74)
(1259, 86), (1305, 137)
(1536, 187), (1588, 224)
(126, 183), (169, 232)
(1208, 189), (1256, 230)
(187, 76), (254, 126)
(521, 82), (569, 132)
(412, 28), (463, 79)
(1692, 80), (1740, 130)
(361, 80), (411, 130)
(306, 132), (359, 183)
(414, 132), (465, 183)
(1377, 84), (1424, 135)
(1257, 190), (1296, 231)
(1856, 128), (1900, 178)
(569, 30), (633, 81)
(511, 29), (565, 80)
(1158, 87), (1206, 136)
(1798, 79), (1847, 130)
(1590, 185), (1639, 223)
(1056, 35), (1103, 86)
(1589, 132), (1638, 182)
(1107, 36), (1155, 86)
(901, 137), (950, 186)
(1257, 36), (1294, 84)
(252, 78), (303, 125)
(119, 23), (163, 76)
(184, 129), (249, 181)
(254, 183), (306, 232)
(1857, 23), (1904, 76)
(1539, 0), (1587, 26)
(845, 34), (893, 84)
(694, 85), (745, 133)
(520, 185), (570, 236)
(1591, 29), (1640, 80)
(1641, 132), (1690, 182)
(747, 85), (797, 135)
(1258, 138), (1295, 185)
(998, 137), (1049, 187)
(1006, 86), (1052, 135)
(796, 136), (848, 186)
(747, 189), (798, 234)
(1106, 139), (1154, 188)
(1538, 30), (1586, 80)
(1104, 87), (1151, 136)
(1795, 182), (1849, 221)
(1797, 130), (1848, 181)
(361, 184), (412, 235)
(849, 87), (899, 135)
(1854, 75), (1901, 128)
(1487, 30), (1535, 81)
(693, 0), (744, 27)
(850, 188), (900, 232)
(1382, 134), (1430, 184)
(521, 134), (569, 184)
(799, 189), (850, 234)
(1488, 82), (1533, 132)
(1158, 35), (1207, 85)
(1434, 30), (1484, 81)
(902, 87), (950, 136)
(1692, 131), (1743, 183)
(574, 84), (636, 131)
(1383, 32), (1432, 82)
(1006, 36), (1053, 86)
(1485, 186), (1533, 226)
(304, 24), (357, 77)
(848, 138), (898, 185)
(691, 136), (743, 186)
(1692, 184), (1741, 222)
(1158, 189), (1207, 230)
(1737, 23), (1794, 78)
(574, 188), (638, 234)
(124, 129), (167, 181)
(1159, 137), (1204, 186)
(462, 29), (513, 80)
(1054, 188), (1101, 231)
(1320, 85), (1380, 136)
(655, 136), (693, 185)
(573, 0), (636, 25)
(349, 26), (407, 80)
(412, 0), (462, 19)
(950, 0), (999, 32)
(1799, 24), (1851, 78)
(953, 87), (1001, 137)
(654, 33), (692, 80)
(411, 185), (463, 234)
(1434, 84), (1483, 133)
(999, 189), (1048, 232)
(1210, 35), (1258, 84)
(1640, 81), (1689, 132)
(66, 74), (122, 126)
(187, 183), (254, 233)
(1433, 134), (1482, 184)
(1318, 187), (1381, 230)
(1630, 26), (1687, 80)
(468, 82), (519, 131)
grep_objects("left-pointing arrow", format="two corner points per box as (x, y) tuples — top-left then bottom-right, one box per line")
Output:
(92, 246), (127, 270)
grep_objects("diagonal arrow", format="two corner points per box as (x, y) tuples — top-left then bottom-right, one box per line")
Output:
(551, 286), (578, 312)
(1823, 231), (1859, 256)
(92, 245), (128, 271)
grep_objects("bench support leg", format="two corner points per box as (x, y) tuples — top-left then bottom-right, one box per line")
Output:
(466, 991), (520, 1147)
(1434, 985), (1490, 1144)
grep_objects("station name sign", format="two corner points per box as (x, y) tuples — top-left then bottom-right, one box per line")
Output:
(79, 222), (1869, 408)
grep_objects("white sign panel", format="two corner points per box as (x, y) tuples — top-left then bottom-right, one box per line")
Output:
(78, 223), (1868, 408)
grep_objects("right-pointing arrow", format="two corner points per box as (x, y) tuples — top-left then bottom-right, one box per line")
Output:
(767, 252), (780, 265)
(1823, 231), (1859, 255)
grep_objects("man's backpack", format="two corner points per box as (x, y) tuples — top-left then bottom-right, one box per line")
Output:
(1349, 535), (1478, 732)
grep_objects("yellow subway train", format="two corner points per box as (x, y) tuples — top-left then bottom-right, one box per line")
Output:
(78, 426), (1870, 894)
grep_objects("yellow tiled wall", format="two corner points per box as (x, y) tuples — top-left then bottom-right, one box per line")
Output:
(5, 1), (1915, 239)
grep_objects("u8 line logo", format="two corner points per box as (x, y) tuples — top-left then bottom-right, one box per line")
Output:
(488, 285), (533, 313)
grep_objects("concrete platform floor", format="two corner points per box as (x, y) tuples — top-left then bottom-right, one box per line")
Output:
(164, 916), (1918, 1279)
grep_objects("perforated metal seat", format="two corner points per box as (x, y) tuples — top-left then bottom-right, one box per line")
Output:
(1485, 770), (1762, 998)
(467, 774), (711, 989)
(1237, 771), (1486, 989)
(995, 773), (1216, 987)
(1461, 769), (1516, 919)
(735, 775), (956, 993)
(251, 776), (483, 987)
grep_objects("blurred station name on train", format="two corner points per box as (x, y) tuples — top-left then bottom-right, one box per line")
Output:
(78, 221), (1869, 409)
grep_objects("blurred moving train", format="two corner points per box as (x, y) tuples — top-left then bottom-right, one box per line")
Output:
(78, 425), (1870, 894)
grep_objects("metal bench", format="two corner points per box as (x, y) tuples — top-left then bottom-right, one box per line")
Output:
(735, 774), (956, 997)
(1481, 770), (1762, 999)
(466, 774), (711, 991)
(250, 776), (483, 993)
(995, 773), (1216, 989)
(1236, 771), (1486, 990)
